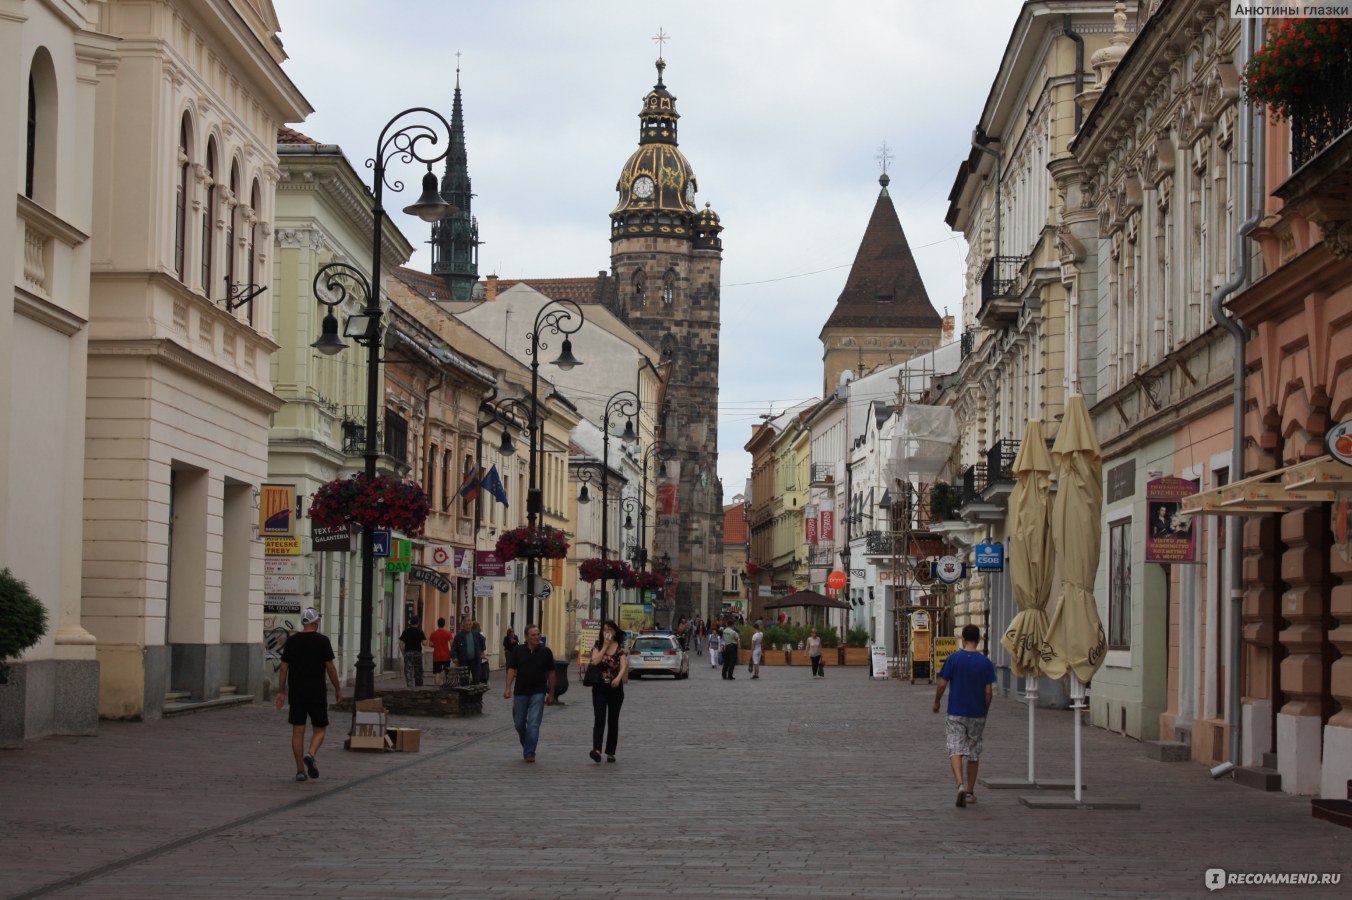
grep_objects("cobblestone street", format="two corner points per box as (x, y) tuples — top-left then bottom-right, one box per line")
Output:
(3, 659), (1348, 899)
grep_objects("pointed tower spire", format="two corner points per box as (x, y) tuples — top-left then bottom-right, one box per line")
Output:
(431, 55), (480, 300)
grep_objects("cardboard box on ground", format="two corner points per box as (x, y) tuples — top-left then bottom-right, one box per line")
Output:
(348, 698), (421, 752)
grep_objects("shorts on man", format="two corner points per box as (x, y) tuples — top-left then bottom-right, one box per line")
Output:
(945, 714), (986, 760)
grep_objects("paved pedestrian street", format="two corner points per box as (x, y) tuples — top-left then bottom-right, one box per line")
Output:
(2, 659), (1348, 899)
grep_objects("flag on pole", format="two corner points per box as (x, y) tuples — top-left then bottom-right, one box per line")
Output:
(481, 465), (509, 507)
(458, 465), (482, 504)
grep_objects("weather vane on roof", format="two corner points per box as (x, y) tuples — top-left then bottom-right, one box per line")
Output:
(876, 141), (894, 176)
(652, 27), (670, 58)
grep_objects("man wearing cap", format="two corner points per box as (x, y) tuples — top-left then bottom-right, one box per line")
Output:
(275, 607), (342, 782)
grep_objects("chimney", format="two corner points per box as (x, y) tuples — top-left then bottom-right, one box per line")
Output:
(485, 274), (498, 302)
(942, 310), (955, 346)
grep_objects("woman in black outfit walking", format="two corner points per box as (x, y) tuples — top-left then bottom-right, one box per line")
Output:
(589, 619), (629, 763)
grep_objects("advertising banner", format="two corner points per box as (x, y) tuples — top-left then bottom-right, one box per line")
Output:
(805, 504), (818, 545)
(870, 645), (889, 679)
(264, 537), (301, 557)
(619, 603), (652, 633)
(577, 619), (601, 669)
(657, 484), (680, 516)
(453, 548), (474, 576)
(476, 550), (506, 578)
(1145, 477), (1200, 564)
(819, 497), (835, 542)
(934, 636), (959, 674)
(259, 483), (296, 538)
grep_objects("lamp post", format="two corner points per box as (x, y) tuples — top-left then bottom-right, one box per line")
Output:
(309, 108), (456, 703)
(471, 397), (528, 619)
(524, 300), (583, 625)
(637, 441), (670, 572)
(574, 389), (639, 624)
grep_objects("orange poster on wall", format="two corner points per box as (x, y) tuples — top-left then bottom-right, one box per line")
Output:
(259, 484), (296, 538)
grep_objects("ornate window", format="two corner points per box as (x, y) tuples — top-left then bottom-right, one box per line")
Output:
(632, 269), (646, 306)
(441, 447), (452, 511)
(427, 445), (438, 509)
(662, 268), (676, 304)
(1108, 518), (1132, 649)
(202, 140), (217, 297)
(175, 115), (191, 281)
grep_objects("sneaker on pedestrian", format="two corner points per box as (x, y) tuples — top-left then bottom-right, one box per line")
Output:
(964, 792), (977, 805)
(295, 772), (307, 782)
(956, 786), (967, 807)
(525, 753), (536, 763)
(304, 753), (319, 779)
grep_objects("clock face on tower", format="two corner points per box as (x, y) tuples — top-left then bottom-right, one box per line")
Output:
(632, 176), (655, 199)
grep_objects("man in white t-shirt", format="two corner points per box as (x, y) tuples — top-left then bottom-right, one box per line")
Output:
(750, 624), (764, 680)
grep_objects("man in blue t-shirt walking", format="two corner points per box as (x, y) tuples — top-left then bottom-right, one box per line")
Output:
(933, 624), (996, 807)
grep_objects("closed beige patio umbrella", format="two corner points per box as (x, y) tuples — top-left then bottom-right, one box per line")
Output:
(1000, 420), (1055, 784)
(1044, 394), (1108, 802)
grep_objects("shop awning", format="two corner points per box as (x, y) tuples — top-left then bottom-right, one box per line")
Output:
(1181, 455), (1346, 516)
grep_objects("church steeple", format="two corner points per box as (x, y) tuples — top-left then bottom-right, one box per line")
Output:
(431, 63), (480, 301)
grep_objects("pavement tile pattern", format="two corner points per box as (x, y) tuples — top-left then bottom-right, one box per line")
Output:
(2, 660), (1349, 898)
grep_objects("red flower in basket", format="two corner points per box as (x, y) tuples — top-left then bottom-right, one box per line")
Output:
(623, 569), (664, 591)
(495, 525), (569, 562)
(310, 474), (429, 537)
(579, 557), (633, 583)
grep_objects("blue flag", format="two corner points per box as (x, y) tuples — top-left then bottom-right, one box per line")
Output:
(481, 465), (508, 507)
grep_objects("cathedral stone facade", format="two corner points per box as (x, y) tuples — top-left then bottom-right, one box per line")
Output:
(599, 59), (724, 621)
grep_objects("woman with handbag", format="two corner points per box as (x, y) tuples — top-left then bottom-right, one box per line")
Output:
(587, 619), (628, 763)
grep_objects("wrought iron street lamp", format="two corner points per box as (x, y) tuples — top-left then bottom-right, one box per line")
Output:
(524, 300), (583, 624)
(573, 389), (639, 623)
(309, 108), (455, 704)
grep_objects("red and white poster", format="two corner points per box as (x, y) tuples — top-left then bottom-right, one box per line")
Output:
(805, 503), (818, 545)
(657, 484), (680, 516)
(819, 497), (835, 542)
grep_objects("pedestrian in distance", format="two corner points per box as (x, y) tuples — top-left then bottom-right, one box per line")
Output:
(451, 619), (476, 685)
(932, 624), (997, 807)
(429, 617), (454, 686)
(471, 620), (488, 683)
(589, 618), (629, 764)
(709, 622), (722, 668)
(273, 607), (342, 782)
(675, 617), (689, 652)
(504, 624), (555, 762)
(503, 626), (519, 661)
(807, 627), (825, 678)
(398, 615), (427, 688)
(750, 623), (763, 679)
(720, 622), (740, 680)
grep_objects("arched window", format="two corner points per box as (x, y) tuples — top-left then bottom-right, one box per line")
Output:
(175, 114), (192, 281)
(202, 140), (217, 296)
(632, 269), (646, 306)
(25, 51), (57, 205)
(442, 449), (452, 511)
(247, 180), (261, 326)
(427, 445), (438, 510)
(226, 161), (239, 294)
(662, 268), (676, 304)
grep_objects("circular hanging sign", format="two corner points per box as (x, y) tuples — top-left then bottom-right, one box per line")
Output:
(431, 546), (450, 566)
(1328, 419), (1352, 466)
(826, 570), (848, 590)
(935, 555), (962, 585)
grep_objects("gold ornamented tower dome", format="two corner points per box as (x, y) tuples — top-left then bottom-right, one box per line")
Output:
(611, 58), (700, 240)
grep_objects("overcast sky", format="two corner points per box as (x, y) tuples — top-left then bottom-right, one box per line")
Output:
(273, 0), (1017, 496)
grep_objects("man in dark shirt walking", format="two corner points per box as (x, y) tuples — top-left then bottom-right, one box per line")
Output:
(932, 624), (997, 807)
(398, 616), (427, 688)
(504, 624), (555, 762)
(275, 608), (343, 782)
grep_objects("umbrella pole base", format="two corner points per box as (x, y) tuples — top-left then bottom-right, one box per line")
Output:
(979, 777), (1036, 790)
(1018, 795), (1140, 810)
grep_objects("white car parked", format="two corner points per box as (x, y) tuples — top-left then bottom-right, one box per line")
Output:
(627, 633), (690, 679)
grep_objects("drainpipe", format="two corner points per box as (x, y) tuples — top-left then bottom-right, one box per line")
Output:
(972, 129), (1003, 258)
(1063, 15), (1086, 132)
(1210, 17), (1264, 777)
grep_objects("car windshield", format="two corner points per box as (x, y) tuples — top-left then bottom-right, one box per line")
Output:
(633, 637), (673, 652)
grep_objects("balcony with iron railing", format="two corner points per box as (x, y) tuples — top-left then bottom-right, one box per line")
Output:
(976, 255), (1024, 328)
(959, 327), (976, 362)
(339, 405), (410, 478)
(1291, 74), (1351, 171)
(1275, 75), (1352, 258)
(808, 546), (836, 568)
(809, 462), (835, 486)
(981, 438), (1019, 505)
(958, 464), (986, 508)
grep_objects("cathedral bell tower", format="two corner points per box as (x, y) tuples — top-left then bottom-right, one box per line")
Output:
(431, 66), (480, 300)
(608, 57), (724, 622)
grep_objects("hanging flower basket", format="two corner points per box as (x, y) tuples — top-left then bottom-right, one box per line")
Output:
(496, 525), (570, 562)
(1243, 18), (1350, 120)
(623, 569), (664, 591)
(929, 479), (959, 520)
(579, 557), (633, 584)
(309, 473), (429, 537)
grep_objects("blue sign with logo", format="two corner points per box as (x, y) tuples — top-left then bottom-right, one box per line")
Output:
(974, 542), (1004, 571)
(372, 528), (392, 558)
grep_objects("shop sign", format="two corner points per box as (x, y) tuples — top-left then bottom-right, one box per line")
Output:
(758, 584), (772, 597)
(473, 579), (494, 597)
(431, 546), (450, 566)
(934, 636), (960, 673)
(259, 483), (296, 538)
(264, 573), (302, 594)
(371, 529), (391, 558)
(264, 537), (302, 557)
(974, 543), (1004, 571)
(1328, 419), (1352, 466)
(264, 594), (302, 614)
(312, 524), (355, 552)
(934, 556), (964, 584)
(1145, 477), (1200, 564)
(476, 550), (506, 578)
(409, 565), (451, 592)
(265, 557), (300, 575)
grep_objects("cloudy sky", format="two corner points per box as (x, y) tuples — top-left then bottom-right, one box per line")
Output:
(273, 0), (1017, 494)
